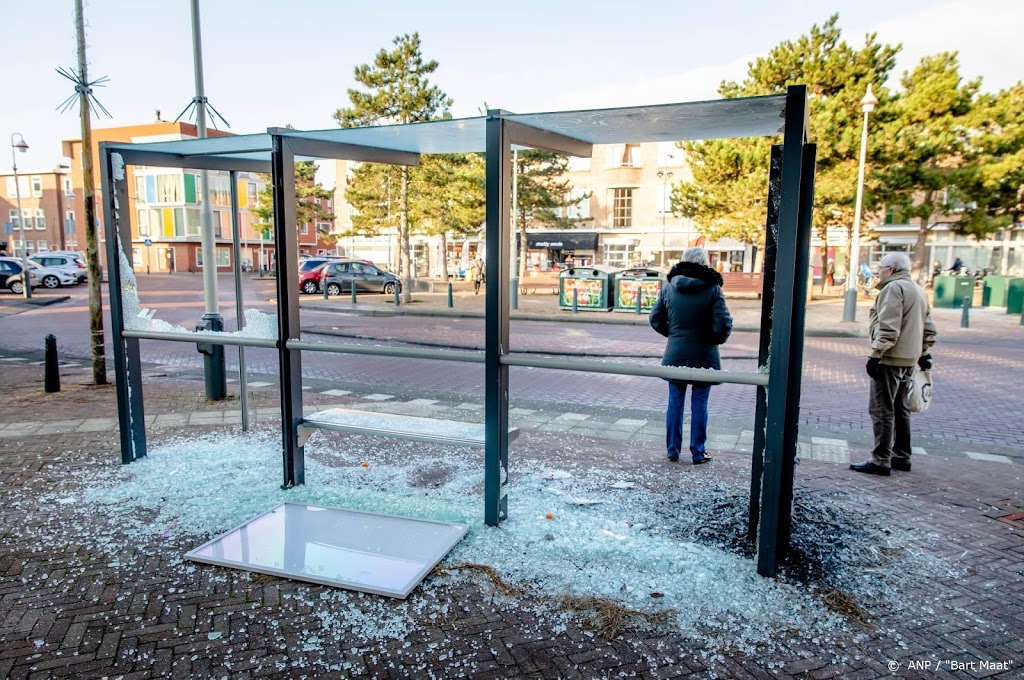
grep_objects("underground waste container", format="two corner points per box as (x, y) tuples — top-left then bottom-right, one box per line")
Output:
(558, 265), (618, 311)
(613, 267), (668, 313)
(1007, 278), (1024, 315)
(982, 275), (1009, 307)
(933, 275), (974, 308)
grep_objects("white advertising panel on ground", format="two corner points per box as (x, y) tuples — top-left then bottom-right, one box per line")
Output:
(186, 502), (469, 599)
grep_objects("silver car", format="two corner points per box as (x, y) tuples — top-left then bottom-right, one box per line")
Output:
(26, 261), (78, 288)
(30, 252), (88, 284)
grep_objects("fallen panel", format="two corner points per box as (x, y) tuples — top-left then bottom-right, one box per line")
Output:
(185, 502), (469, 598)
(301, 407), (520, 448)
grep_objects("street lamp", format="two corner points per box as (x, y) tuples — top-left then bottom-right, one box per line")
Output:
(10, 133), (32, 299)
(657, 170), (673, 266)
(843, 84), (878, 322)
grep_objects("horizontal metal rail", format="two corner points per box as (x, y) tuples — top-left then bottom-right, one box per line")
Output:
(286, 339), (484, 363)
(500, 354), (769, 386)
(121, 329), (279, 349)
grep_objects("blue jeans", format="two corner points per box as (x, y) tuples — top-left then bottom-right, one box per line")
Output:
(666, 382), (710, 461)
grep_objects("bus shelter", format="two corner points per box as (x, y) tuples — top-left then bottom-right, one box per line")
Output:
(99, 85), (814, 578)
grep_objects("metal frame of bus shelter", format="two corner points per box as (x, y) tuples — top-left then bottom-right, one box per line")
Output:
(99, 84), (814, 577)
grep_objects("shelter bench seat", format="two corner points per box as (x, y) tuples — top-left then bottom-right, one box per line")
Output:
(298, 408), (520, 448)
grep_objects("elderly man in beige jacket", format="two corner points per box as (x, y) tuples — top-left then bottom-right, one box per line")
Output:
(851, 252), (938, 476)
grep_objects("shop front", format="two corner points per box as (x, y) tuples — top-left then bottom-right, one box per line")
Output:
(526, 231), (599, 270)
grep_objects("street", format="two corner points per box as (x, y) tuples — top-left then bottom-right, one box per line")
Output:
(1, 272), (1022, 457)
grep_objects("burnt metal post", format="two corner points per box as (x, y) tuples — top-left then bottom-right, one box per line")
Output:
(228, 171), (249, 431)
(100, 144), (146, 463)
(757, 85), (809, 577)
(271, 135), (304, 488)
(44, 334), (60, 393)
(748, 144), (783, 541)
(484, 110), (513, 527)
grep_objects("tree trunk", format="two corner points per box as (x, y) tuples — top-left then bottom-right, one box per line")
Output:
(913, 190), (933, 283)
(819, 240), (829, 294)
(400, 166), (412, 302)
(439, 231), (449, 282)
(518, 211), (528, 282)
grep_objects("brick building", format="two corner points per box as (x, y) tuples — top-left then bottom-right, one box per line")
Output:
(0, 167), (76, 257)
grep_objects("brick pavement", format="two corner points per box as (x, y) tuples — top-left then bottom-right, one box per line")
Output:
(0, 361), (1022, 678)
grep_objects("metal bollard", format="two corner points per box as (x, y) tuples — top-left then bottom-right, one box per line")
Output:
(635, 288), (642, 315)
(394, 286), (400, 307)
(447, 282), (453, 308)
(44, 334), (60, 393)
(961, 295), (971, 328)
(323, 279), (329, 300)
(351, 284), (357, 304)
(572, 288), (579, 313)
(511, 277), (518, 310)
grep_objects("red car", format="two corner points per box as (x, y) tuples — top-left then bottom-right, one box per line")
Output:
(299, 262), (329, 294)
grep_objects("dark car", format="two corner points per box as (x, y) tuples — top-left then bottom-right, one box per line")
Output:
(321, 260), (401, 295)
(298, 257), (344, 276)
(0, 257), (39, 294)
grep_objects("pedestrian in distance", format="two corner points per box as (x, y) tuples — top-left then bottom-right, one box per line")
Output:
(472, 259), (485, 294)
(826, 259), (835, 286)
(851, 252), (937, 476)
(649, 247), (733, 465)
(949, 256), (964, 274)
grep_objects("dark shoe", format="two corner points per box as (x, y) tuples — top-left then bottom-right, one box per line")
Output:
(692, 455), (712, 465)
(667, 456), (679, 463)
(849, 460), (891, 476)
(891, 460), (911, 472)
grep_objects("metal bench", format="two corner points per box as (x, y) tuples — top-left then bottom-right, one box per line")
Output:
(298, 408), (520, 448)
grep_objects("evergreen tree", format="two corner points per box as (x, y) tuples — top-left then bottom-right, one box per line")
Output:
(513, 151), (579, 280)
(334, 32), (452, 301)
(417, 153), (486, 282)
(874, 53), (980, 278)
(674, 15), (900, 276)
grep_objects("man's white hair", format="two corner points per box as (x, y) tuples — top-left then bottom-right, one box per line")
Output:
(682, 247), (709, 266)
(879, 252), (911, 273)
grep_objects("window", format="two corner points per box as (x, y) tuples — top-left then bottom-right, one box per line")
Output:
(247, 182), (258, 207)
(567, 156), (591, 171)
(22, 209), (32, 230)
(37, 240), (48, 251)
(567, 189), (591, 220)
(316, 221), (332, 234)
(19, 177), (29, 196)
(612, 188), (633, 227)
(212, 210), (224, 238)
(622, 144), (642, 168)
(35, 209), (46, 230)
(63, 178), (74, 197)
(602, 241), (639, 268)
(657, 184), (673, 216)
(137, 209), (151, 237)
(184, 208), (201, 237)
(156, 175), (182, 203)
(209, 175), (230, 207)
(196, 247), (230, 268)
(31, 176), (43, 197)
(883, 206), (905, 225)
(300, 223), (309, 236)
(135, 176), (146, 202)
(5, 177), (15, 198)
(9, 209), (20, 230)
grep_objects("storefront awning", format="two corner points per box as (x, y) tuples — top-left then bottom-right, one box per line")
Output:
(526, 232), (599, 250)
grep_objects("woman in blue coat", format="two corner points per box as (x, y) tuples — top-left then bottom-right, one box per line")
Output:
(649, 248), (733, 464)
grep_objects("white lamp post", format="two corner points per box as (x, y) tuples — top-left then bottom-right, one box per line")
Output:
(843, 84), (879, 322)
(657, 170), (674, 266)
(10, 133), (31, 298)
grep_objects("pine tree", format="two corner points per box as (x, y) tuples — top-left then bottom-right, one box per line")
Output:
(252, 161), (335, 244)
(512, 151), (579, 280)
(333, 33), (452, 301)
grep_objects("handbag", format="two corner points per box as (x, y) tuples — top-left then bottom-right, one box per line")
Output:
(908, 366), (932, 413)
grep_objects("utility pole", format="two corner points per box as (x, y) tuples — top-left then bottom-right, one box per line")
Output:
(190, 0), (226, 399)
(75, 0), (107, 385)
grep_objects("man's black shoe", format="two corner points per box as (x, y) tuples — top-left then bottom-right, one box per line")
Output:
(891, 460), (911, 472)
(849, 460), (891, 476)
(692, 455), (713, 465)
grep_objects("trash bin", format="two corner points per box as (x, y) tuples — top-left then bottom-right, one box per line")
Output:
(613, 267), (668, 313)
(1007, 278), (1024, 315)
(558, 265), (618, 311)
(982, 275), (1009, 307)
(933, 275), (974, 308)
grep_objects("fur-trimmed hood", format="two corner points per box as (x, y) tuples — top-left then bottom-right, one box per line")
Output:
(667, 261), (724, 292)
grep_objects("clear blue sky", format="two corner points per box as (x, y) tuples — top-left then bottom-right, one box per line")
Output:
(3, 0), (1020, 179)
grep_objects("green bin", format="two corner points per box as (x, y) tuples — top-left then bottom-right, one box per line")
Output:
(982, 275), (1009, 307)
(559, 265), (618, 311)
(1007, 278), (1024, 315)
(613, 267), (668, 313)
(933, 275), (974, 308)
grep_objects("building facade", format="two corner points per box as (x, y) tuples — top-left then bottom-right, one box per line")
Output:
(1, 168), (76, 257)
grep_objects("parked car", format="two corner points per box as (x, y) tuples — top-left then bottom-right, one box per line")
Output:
(30, 252), (88, 283)
(298, 256), (344, 276)
(298, 262), (329, 294)
(26, 261), (78, 288)
(0, 257), (40, 294)
(321, 260), (402, 295)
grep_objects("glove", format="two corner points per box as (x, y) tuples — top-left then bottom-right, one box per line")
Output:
(918, 355), (933, 370)
(866, 357), (882, 380)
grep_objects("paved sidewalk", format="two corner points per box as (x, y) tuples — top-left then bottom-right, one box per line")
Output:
(0, 361), (1021, 678)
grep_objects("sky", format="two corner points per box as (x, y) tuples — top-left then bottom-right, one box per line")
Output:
(2, 0), (1021, 184)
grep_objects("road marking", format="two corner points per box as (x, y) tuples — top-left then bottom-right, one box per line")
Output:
(965, 451), (1013, 464)
(246, 381), (274, 388)
(321, 389), (352, 397)
(406, 399), (438, 405)
(556, 413), (590, 421)
(615, 418), (648, 427)
(362, 394), (394, 401)
(912, 446), (928, 455)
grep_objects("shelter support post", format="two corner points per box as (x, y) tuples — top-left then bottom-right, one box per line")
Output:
(757, 85), (809, 577)
(99, 144), (147, 463)
(748, 144), (784, 540)
(484, 112), (513, 526)
(272, 135), (304, 488)
(229, 171), (249, 431)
